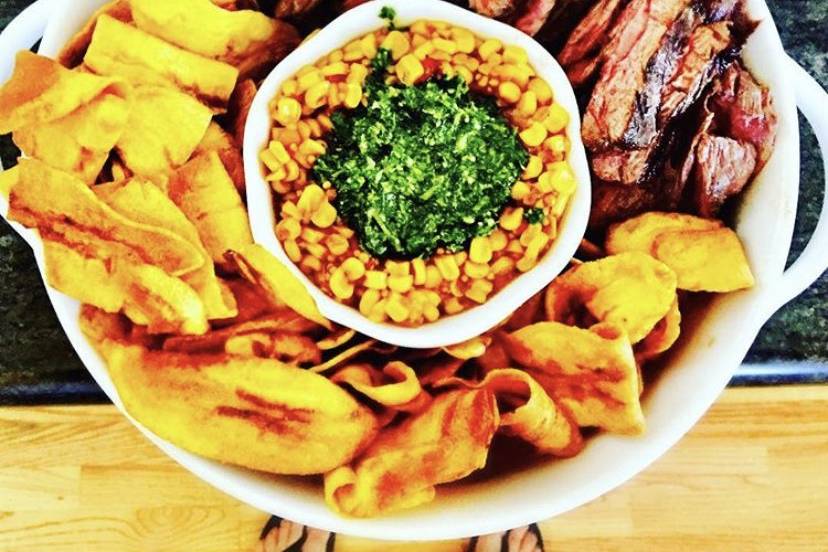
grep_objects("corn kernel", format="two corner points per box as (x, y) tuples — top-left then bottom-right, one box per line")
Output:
(347, 63), (369, 84)
(412, 258), (427, 285)
(451, 28), (475, 53)
(301, 227), (324, 243)
(491, 256), (514, 275)
(359, 289), (381, 315)
(259, 149), (282, 173)
(478, 38), (502, 60)
(413, 40), (435, 59)
(284, 239), (301, 263)
(544, 134), (569, 156)
(381, 30), (410, 60)
(435, 255), (460, 281)
(396, 54), (425, 85)
(281, 200), (300, 219)
(368, 299), (387, 322)
(454, 251), (468, 265)
(276, 218), (301, 241)
(517, 90), (538, 117)
(546, 161), (577, 195)
(364, 270), (388, 290)
(297, 69), (323, 92)
(523, 155), (543, 179)
(519, 122), (547, 147)
(388, 274), (414, 293)
(299, 139), (326, 157)
(305, 81), (330, 109)
(386, 260), (410, 276)
(341, 257), (366, 281)
(281, 79), (298, 96)
(466, 279), (494, 304)
(300, 256), (322, 272)
(305, 242), (326, 259)
(469, 236), (493, 264)
(500, 207), (524, 231)
(520, 223), (541, 247)
(464, 261), (489, 279)
(343, 83), (363, 109)
(326, 234), (349, 256)
(511, 181), (531, 201)
(498, 81), (521, 104)
(328, 49), (344, 63)
(284, 160), (300, 182)
(275, 97), (301, 126)
(425, 265), (442, 288)
(503, 45), (529, 65)
(456, 66), (473, 83)
(489, 229), (508, 251)
(506, 239), (523, 255)
(311, 201), (337, 228)
(322, 62), (349, 76)
(267, 140), (291, 165)
(424, 304), (440, 322)
(297, 184), (325, 218)
(528, 78), (553, 103)
(330, 268), (354, 300)
(411, 20), (429, 35)
(360, 33), (377, 58)
(543, 103), (570, 133)
(432, 37), (458, 54)
(444, 297), (464, 314)
(385, 294), (410, 323)
(516, 255), (537, 273)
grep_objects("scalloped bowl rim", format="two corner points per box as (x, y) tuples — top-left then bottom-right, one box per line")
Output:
(242, 0), (592, 348)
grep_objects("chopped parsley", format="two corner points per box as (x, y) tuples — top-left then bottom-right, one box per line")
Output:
(379, 6), (397, 30)
(524, 207), (546, 225)
(313, 57), (528, 259)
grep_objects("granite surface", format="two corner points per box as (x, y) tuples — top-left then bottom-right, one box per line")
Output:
(0, 0), (825, 404)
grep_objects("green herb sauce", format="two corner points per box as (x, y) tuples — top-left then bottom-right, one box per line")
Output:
(313, 49), (528, 259)
(524, 207), (546, 225)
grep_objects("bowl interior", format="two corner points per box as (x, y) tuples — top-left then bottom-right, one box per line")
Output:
(27, 0), (800, 541)
(243, 0), (591, 349)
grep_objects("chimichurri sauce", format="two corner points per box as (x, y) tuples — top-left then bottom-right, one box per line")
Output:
(312, 48), (528, 259)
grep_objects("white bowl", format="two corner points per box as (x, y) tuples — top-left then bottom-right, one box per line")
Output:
(243, 0), (592, 349)
(0, 0), (826, 542)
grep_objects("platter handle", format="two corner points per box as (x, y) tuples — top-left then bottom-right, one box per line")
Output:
(768, 57), (828, 311)
(0, 0), (54, 83)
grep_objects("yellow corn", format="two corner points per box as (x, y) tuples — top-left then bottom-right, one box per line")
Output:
(311, 201), (337, 228)
(424, 304), (440, 322)
(359, 289), (381, 316)
(519, 122), (547, 147)
(297, 184), (325, 218)
(360, 33), (378, 58)
(425, 265), (442, 288)
(464, 261), (489, 279)
(517, 90), (538, 117)
(281, 200), (300, 219)
(284, 160), (300, 182)
(456, 66), (473, 83)
(543, 103), (570, 133)
(412, 258), (427, 285)
(330, 268), (354, 300)
(386, 260), (411, 276)
(511, 181), (531, 201)
(396, 54), (425, 85)
(328, 49), (344, 64)
(388, 274), (414, 293)
(411, 20), (429, 35)
(435, 255), (460, 281)
(305, 81), (330, 109)
(466, 279), (494, 304)
(326, 234), (349, 256)
(523, 155), (543, 179)
(478, 38), (502, 60)
(491, 256), (514, 276)
(432, 37), (458, 54)
(503, 45), (528, 65)
(275, 218), (301, 241)
(297, 69), (323, 92)
(469, 236), (493, 264)
(368, 299), (387, 322)
(528, 78), (553, 103)
(300, 256), (322, 272)
(343, 83), (363, 109)
(413, 40), (435, 59)
(381, 30), (410, 60)
(301, 227), (324, 243)
(546, 161), (577, 195)
(259, 149), (282, 173)
(347, 63), (369, 84)
(305, 242), (326, 259)
(281, 79), (298, 96)
(322, 62), (349, 76)
(498, 81), (521, 104)
(500, 207), (524, 231)
(267, 140), (291, 164)
(444, 297), (464, 315)
(275, 97), (301, 126)
(489, 229), (508, 251)
(341, 257), (366, 280)
(299, 139), (326, 157)
(450, 28), (475, 53)
(544, 134), (569, 156)
(385, 294), (410, 323)
(364, 270), (388, 290)
(284, 239), (301, 263)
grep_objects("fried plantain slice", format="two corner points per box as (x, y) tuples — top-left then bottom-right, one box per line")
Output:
(605, 212), (724, 255)
(331, 362), (424, 407)
(193, 122), (245, 194)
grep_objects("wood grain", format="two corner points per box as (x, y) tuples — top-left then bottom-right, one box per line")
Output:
(1, 386), (826, 551)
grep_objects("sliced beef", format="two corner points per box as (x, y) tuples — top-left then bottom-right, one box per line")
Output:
(514, 0), (560, 36)
(559, 0), (628, 86)
(581, 0), (690, 150)
(681, 64), (777, 216)
(469, 0), (519, 18)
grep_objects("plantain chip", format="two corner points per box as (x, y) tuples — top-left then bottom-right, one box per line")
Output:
(653, 228), (755, 292)
(224, 330), (321, 364)
(441, 369), (583, 456)
(9, 159), (203, 276)
(194, 122), (245, 194)
(116, 85), (213, 179)
(130, 0), (300, 80)
(57, 0), (133, 68)
(95, 178), (236, 320)
(80, 308), (378, 475)
(442, 336), (491, 360)
(331, 361), (423, 407)
(545, 252), (677, 343)
(227, 244), (331, 329)
(635, 298), (682, 362)
(0, 165), (18, 200)
(505, 322), (645, 434)
(226, 79), (257, 146)
(474, 333), (512, 375)
(46, 240), (208, 335)
(317, 327), (357, 350)
(169, 152), (253, 263)
(605, 211), (724, 255)
(84, 15), (238, 112)
(324, 389), (497, 517)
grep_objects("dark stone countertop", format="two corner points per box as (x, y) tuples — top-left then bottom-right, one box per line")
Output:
(0, 0), (826, 404)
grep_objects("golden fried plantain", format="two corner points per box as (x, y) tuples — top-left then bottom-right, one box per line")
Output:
(84, 15), (238, 112)
(324, 389), (497, 516)
(505, 322), (645, 434)
(605, 212), (723, 255)
(57, 0), (133, 68)
(168, 152), (253, 264)
(80, 308), (379, 475)
(635, 298), (682, 361)
(193, 122), (245, 194)
(331, 362), (423, 407)
(545, 252), (677, 343)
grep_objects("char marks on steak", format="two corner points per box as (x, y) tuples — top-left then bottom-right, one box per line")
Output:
(682, 63), (777, 216)
(559, 0), (628, 86)
(514, 0), (561, 36)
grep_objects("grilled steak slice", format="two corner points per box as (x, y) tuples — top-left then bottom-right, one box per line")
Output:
(559, 0), (628, 86)
(469, 0), (519, 18)
(514, 0), (560, 35)
(682, 63), (776, 216)
(581, 0), (690, 150)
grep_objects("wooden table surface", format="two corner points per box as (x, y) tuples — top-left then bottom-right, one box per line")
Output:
(1, 385), (826, 552)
